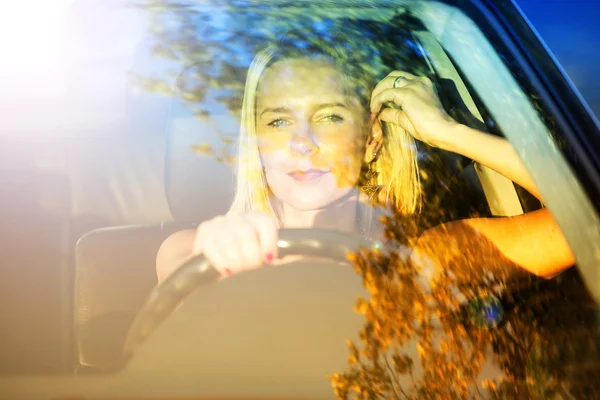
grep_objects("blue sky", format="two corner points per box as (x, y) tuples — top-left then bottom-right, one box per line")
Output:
(515, 0), (600, 118)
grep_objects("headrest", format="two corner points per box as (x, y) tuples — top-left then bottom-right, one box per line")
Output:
(164, 99), (237, 222)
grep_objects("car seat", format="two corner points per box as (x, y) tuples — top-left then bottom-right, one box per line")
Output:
(73, 40), (494, 372)
(73, 110), (490, 374)
(74, 92), (237, 372)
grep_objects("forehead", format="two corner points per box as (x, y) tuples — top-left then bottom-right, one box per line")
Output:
(257, 58), (349, 108)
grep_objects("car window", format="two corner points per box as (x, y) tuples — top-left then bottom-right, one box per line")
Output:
(127, 1), (598, 396)
(0, 0), (598, 398)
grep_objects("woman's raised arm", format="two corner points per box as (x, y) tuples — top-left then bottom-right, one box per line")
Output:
(371, 71), (574, 278)
(371, 71), (540, 200)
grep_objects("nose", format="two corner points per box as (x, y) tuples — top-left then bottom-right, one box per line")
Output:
(289, 121), (319, 155)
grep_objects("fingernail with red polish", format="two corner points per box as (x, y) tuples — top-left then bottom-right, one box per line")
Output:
(224, 268), (233, 277)
(265, 253), (274, 263)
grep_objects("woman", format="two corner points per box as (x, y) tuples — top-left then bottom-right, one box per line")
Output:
(156, 31), (574, 283)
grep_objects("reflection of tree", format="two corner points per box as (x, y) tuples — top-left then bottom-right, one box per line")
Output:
(132, 1), (433, 159)
(132, 3), (599, 397)
(330, 208), (599, 399)
(133, 1), (480, 222)
(133, 0), (482, 211)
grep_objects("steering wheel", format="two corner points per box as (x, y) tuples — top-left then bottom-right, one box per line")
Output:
(122, 229), (376, 362)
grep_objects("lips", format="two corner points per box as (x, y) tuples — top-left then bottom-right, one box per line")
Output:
(287, 169), (328, 182)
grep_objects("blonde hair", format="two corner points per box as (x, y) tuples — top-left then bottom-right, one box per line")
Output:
(229, 44), (420, 220)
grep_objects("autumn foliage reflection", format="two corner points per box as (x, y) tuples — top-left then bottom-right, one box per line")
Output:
(133, 2), (599, 398)
(329, 207), (599, 399)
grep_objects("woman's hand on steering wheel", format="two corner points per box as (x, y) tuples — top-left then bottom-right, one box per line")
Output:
(193, 212), (279, 278)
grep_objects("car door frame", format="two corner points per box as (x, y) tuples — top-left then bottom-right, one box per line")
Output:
(423, 0), (600, 301)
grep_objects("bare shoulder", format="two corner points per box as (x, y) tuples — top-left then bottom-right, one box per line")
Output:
(156, 229), (197, 282)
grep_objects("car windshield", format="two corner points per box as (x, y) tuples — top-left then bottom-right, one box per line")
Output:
(0, 0), (598, 399)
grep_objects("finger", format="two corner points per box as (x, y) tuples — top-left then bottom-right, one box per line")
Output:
(378, 107), (411, 130)
(390, 70), (420, 80)
(210, 213), (264, 273)
(371, 117), (383, 141)
(370, 87), (409, 114)
(248, 213), (279, 263)
(232, 220), (263, 270)
(214, 227), (247, 271)
(371, 71), (420, 101)
(202, 224), (235, 275)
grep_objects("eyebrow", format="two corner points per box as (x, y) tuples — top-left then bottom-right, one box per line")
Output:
(260, 102), (347, 116)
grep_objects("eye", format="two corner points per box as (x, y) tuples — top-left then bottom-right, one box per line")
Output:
(320, 114), (344, 124)
(267, 118), (291, 128)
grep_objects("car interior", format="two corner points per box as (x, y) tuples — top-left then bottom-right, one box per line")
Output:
(72, 14), (518, 375)
(0, 0), (540, 376)
(1, 1), (597, 398)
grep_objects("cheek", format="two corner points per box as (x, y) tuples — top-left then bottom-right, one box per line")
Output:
(317, 125), (365, 187)
(259, 147), (293, 196)
(257, 133), (291, 155)
(258, 122), (366, 185)
(316, 122), (363, 151)
(259, 147), (285, 173)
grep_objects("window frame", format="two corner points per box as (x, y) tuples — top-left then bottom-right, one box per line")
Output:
(416, 0), (600, 301)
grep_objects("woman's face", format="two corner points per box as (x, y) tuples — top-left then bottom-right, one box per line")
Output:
(256, 58), (368, 211)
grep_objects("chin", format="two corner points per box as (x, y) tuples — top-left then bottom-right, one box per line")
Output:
(284, 196), (331, 211)
(278, 186), (355, 212)
(266, 171), (357, 211)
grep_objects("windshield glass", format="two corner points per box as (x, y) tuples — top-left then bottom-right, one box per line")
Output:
(0, 0), (598, 398)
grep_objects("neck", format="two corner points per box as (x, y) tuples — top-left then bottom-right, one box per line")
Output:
(281, 189), (360, 233)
